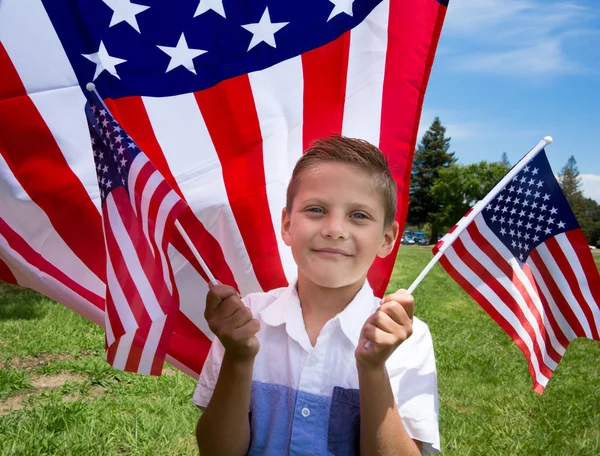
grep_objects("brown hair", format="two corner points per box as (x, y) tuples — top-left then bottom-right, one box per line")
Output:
(286, 135), (397, 226)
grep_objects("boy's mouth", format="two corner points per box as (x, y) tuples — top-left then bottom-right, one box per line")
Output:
(312, 247), (352, 257)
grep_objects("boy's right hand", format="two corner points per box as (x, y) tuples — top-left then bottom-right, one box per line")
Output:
(205, 284), (260, 361)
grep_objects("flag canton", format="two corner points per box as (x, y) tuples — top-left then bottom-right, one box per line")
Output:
(481, 150), (579, 263)
(42, 0), (382, 99)
(86, 98), (141, 203)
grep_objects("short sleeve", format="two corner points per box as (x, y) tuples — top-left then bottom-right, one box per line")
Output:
(192, 335), (225, 409)
(386, 317), (440, 454)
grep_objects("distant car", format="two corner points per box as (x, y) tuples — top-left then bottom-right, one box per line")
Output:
(413, 231), (429, 245)
(591, 245), (597, 250)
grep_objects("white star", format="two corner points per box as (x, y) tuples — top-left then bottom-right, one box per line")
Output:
(508, 185), (515, 193)
(516, 187), (523, 194)
(82, 41), (127, 80)
(106, 179), (113, 189)
(528, 178), (536, 186)
(533, 235), (540, 243)
(327, 0), (355, 21)
(102, 164), (109, 174)
(537, 214), (545, 222)
(103, 0), (149, 33)
(194, 0), (226, 18)
(524, 165), (530, 173)
(544, 227), (552, 235)
(509, 229), (515, 237)
(533, 191), (541, 199)
(557, 220), (566, 229)
(242, 7), (289, 51)
(491, 215), (498, 222)
(550, 207), (558, 215)
(508, 218), (514, 226)
(543, 193), (550, 201)
(535, 225), (542, 232)
(120, 157), (127, 167)
(540, 204), (548, 212)
(547, 217), (555, 225)
(511, 240), (517, 248)
(500, 227), (507, 235)
(532, 167), (539, 175)
(536, 180), (544, 188)
(157, 33), (207, 74)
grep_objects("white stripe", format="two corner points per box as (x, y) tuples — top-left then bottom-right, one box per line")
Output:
(169, 245), (214, 341)
(142, 93), (261, 295)
(0, 0), (79, 94)
(111, 332), (135, 371)
(128, 154), (150, 215)
(444, 247), (550, 387)
(535, 242), (593, 338)
(105, 311), (115, 346)
(342, 0), (389, 146)
(29, 87), (100, 209)
(248, 57), (304, 283)
(105, 194), (164, 321)
(138, 317), (167, 375)
(0, 155), (105, 298)
(526, 260), (578, 342)
(139, 170), (163, 256)
(105, 241), (138, 333)
(154, 191), (182, 294)
(555, 233), (600, 336)
(0, 232), (104, 327)
(474, 217), (567, 356)
(461, 224), (560, 369)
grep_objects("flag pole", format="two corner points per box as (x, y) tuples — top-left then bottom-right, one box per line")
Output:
(405, 136), (553, 295)
(85, 83), (218, 286)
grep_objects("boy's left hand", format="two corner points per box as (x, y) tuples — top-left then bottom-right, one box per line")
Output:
(355, 289), (414, 369)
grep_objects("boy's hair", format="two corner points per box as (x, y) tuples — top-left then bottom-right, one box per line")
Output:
(286, 135), (397, 226)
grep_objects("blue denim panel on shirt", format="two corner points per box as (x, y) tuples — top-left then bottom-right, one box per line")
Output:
(327, 387), (361, 456)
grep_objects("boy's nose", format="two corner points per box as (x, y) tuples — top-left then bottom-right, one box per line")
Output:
(321, 216), (349, 239)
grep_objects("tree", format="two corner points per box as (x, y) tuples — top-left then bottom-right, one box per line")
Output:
(500, 152), (510, 168)
(431, 161), (510, 230)
(408, 117), (455, 242)
(557, 155), (585, 219)
(579, 197), (600, 247)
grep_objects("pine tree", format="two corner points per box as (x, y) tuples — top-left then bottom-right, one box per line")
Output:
(500, 152), (510, 168)
(558, 155), (585, 217)
(408, 117), (455, 242)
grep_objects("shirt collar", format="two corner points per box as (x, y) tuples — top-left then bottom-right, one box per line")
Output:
(259, 278), (377, 348)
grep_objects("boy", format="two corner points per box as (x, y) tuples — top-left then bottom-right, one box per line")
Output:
(194, 136), (440, 455)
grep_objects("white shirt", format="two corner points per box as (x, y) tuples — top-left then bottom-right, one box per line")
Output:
(194, 280), (440, 455)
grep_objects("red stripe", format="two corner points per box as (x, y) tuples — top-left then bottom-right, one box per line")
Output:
(0, 44), (106, 283)
(105, 96), (238, 290)
(544, 236), (600, 340)
(529, 249), (587, 338)
(0, 256), (17, 285)
(369, 0), (447, 297)
(105, 289), (125, 342)
(194, 75), (287, 291)
(0, 218), (104, 309)
(301, 32), (350, 149)
(132, 160), (156, 218)
(467, 223), (565, 363)
(124, 324), (151, 373)
(451, 238), (554, 379)
(439, 252), (545, 393)
(169, 310), (212, 376)
(565, 229), (600, 337)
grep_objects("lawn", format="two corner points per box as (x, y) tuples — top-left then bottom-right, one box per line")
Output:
(1, 246), (599, 455)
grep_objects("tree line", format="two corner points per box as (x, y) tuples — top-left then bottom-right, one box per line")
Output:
(407, 117), (600, 248)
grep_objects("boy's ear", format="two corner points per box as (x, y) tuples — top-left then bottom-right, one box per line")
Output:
(377, 220), (399, 258)
(281, 207), (292, 247)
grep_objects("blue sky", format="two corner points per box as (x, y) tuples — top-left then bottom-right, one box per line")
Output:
(419, 0), (600, 202)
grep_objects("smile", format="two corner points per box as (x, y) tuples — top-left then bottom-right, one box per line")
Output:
(312, 248), (352, 257)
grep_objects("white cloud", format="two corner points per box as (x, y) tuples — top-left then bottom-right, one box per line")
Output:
(581, 174), (600, 203)
(441, 0), (596, 78)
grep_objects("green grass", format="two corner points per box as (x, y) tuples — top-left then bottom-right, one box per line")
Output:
(1, 248), (599, 455)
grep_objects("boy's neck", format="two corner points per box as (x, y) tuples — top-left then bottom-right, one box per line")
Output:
(296, 273), (365, 346)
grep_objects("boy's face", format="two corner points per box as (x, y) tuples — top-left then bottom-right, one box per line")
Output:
(281, 163), (399, 289)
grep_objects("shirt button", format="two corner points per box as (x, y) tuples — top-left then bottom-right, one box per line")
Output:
(301, 407), (310, 417)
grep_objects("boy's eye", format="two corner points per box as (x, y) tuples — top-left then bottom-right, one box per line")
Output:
(307, 207), (324, 214)
(350, 212), (368, 220)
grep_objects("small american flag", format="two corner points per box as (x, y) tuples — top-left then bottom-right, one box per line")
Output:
(434, 148), (600, 393)
(86, 91), (188, 375)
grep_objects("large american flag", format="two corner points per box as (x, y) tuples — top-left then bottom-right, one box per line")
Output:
(0, 0), (448, 377)
(434, 148), (600, 393)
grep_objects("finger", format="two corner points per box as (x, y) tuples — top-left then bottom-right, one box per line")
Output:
(379, 301), (413, 327)
(212, 295), (245, 320)
(371, 309), (402, 334)
(361, 322), (397, 347)
(227, 306), (254, 330)
(206, 285), (239, 312)
(232, 318), (260, 341)
(381, 288), (413, 307)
